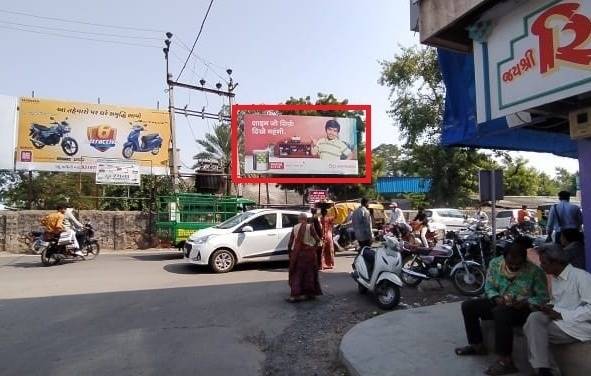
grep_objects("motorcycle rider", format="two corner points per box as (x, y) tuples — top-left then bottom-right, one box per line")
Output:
(474, 205), (489, 223)
(64, 206), (84, 257)
(41, 204), (67, 237)
(389, 202), (411, 237)
(40, 203), (83, 257)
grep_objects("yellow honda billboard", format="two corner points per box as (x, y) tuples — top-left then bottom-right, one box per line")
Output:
(16, 97), (171, 175)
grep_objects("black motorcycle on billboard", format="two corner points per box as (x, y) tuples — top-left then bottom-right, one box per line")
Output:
(29, 117), (79, 156)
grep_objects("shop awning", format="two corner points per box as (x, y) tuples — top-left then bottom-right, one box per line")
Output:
(438, 49), (578, 159)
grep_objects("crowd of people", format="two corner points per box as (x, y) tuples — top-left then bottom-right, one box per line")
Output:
(455, 238), (590, 376)
(286, 192), (588, 375)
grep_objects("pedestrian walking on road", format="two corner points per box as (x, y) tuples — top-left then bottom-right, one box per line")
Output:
(351, 198), (373, 252)
(546, 191), (582, 243)
(320, 207), (335, 270)
(287, 213), (322, 302)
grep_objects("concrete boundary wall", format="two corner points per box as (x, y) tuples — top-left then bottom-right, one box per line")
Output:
(0, 210), (158, 253)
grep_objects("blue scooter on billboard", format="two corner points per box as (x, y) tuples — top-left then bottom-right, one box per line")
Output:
(29, 117), (79, 156)
(122, 123), (163, 159)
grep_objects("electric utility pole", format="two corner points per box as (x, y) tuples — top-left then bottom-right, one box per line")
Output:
(162, 33), (237, 192)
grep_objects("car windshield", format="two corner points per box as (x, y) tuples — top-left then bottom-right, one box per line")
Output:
(214, 211), (256, 229)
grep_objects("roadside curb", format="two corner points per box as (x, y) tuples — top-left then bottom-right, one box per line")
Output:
(338, 344), (361, 376)
(0, 249), (180, 257)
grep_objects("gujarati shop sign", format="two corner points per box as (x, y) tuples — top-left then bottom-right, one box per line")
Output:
(474, 0), (591, 123)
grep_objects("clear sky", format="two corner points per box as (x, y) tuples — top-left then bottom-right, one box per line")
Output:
(0, 0), (579, 176)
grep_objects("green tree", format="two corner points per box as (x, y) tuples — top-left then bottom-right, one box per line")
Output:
(554, 167), (578, 194)
(379, 46), (497, 206)
(379, 46), (443, 145)
(372, 144), (402, 176)
(1, 171), (175, 211)
(537, 172), (560, 196)
(503, 156), (541, 196)
(193, 123), (231, 195)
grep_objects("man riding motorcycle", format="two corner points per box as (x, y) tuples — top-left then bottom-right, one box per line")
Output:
(41, 203), (84, 257)
(387, 202), (412, 240)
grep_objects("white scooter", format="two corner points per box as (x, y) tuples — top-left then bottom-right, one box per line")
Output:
(351, 236), (403, 310)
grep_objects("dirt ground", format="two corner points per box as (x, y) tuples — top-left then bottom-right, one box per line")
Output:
(262, 274), (463, 376)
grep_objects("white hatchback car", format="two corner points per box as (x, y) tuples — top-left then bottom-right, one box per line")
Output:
(183, 209), (309, 273)
(424, 208), (466, 231)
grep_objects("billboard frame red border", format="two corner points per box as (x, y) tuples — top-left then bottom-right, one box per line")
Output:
(231, 104), (372, 184)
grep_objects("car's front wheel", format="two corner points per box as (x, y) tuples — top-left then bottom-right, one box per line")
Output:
(209, 249), (236, 273)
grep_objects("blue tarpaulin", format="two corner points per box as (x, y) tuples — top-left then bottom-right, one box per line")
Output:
(438, 48), (578, 158)
(376, 177), (432, 194)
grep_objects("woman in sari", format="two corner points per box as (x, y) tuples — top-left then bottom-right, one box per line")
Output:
(287, 213), (322, 302)
(320, 207), (335, 269)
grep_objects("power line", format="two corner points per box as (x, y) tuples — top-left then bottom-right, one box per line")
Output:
(0, 8), (165, 33)
(176, 0), (215, 80)
(0, 20), (162, 40)
(170, 50), (204, 80)
(0, 25), (159, 48)
(175, 35), (229, 84)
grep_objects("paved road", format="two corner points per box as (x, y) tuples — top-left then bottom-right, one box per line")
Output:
(0, 250), (378, 376)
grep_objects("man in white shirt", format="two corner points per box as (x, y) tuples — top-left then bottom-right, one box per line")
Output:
(524, 243), (591, 376)
(388, 202), (406, 225)
(474, 205), (489, 223)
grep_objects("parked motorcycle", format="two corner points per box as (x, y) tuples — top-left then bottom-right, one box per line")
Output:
(29, 118), (78, 156)
(40, 223), (100, 266)
(122, 123), (163, 159)
(453, 222), (495, 267)
(333, 223), (356, 251)
(351, 236), (403, 309)
(400, 239), (486, 296)
(495, 225), (543, 255)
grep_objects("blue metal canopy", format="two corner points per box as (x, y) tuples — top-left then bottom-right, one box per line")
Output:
(438, 48), (578, 158)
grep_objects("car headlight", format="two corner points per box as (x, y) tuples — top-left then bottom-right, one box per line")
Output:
(195, 234), (216, 244)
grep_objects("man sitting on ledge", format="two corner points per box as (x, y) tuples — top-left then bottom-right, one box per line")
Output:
(524, 243), (591, 376)
(455, 237), (549, 375)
